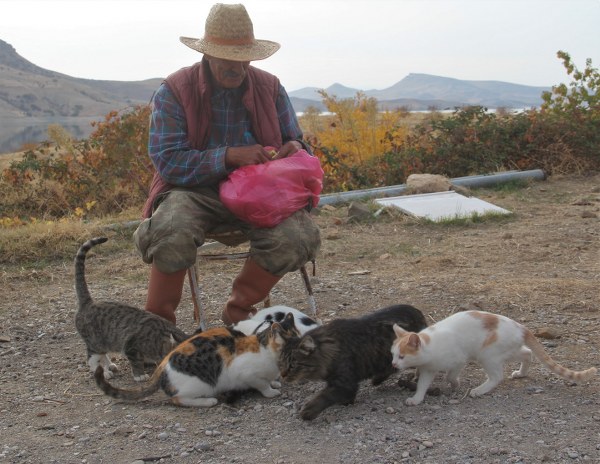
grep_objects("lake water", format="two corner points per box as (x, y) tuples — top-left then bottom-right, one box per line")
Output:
(0, 116), (102, 155)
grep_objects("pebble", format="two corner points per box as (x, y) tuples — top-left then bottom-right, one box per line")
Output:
(157, 432), (169, 440)
(195, 442), (212, 452)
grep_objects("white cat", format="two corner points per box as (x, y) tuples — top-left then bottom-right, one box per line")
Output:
(391, 310), (597, 406)
(233, 305), (319, 336)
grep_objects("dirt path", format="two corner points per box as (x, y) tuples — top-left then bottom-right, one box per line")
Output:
(1, 173), (599, 464)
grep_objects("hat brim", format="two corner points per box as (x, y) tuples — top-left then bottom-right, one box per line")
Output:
(180, 36), (280, 61)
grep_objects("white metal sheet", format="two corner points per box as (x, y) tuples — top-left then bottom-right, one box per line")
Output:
(374, 191), (510, 221)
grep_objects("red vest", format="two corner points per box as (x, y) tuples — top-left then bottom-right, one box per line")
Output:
(142, 59), (283, 218)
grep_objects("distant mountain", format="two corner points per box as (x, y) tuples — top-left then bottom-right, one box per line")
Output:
(0, 39), (161, 118)
(289, 73), (550, 111)
(0, 38), (551, 154)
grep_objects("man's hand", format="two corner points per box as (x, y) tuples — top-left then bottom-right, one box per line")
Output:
(272, 140), (303, 160)
(225, 144), (273, 168)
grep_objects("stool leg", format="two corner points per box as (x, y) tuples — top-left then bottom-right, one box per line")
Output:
(300, 264), (318, 318)
(187, 261), (207, 331)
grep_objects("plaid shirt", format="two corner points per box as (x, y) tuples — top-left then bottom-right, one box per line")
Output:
(148, 82), (304, 187)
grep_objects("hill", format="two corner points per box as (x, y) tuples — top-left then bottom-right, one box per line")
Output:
(0, 38), (551, 152)
(289, 73), (549, 111)
(0, 39), (161, 118)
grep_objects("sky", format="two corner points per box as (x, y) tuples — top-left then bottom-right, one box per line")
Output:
(1, 0), (598, 92)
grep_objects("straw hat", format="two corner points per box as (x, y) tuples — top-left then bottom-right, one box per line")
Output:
(180, 3), (280, 61)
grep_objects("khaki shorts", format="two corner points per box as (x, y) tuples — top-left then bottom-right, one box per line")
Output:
(134, 187), (321, 275)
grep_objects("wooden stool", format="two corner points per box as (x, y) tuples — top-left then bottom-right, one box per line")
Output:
(188, 230), (317, 331)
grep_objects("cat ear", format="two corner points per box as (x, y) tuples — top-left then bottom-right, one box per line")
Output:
(299, 336), (316, 355)
(408, 333), (421, 348)
(393, 323), (407, 337)
(270, 322), (285, 344)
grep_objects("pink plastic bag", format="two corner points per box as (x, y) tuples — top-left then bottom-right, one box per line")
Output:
(219, 149), (323, 228)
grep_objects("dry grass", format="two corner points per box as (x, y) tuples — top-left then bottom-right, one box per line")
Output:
(0, 150), (26, 171)
(0, 213), (139, 266)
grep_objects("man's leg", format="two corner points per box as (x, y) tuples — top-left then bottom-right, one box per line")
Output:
(144, 265), (187, 324)
(135, 187), (241, 325)
(222, 257), (282, 325)
(222, 209), (321, 325)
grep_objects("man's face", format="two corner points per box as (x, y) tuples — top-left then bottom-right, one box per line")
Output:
(206, 55), (250, 88)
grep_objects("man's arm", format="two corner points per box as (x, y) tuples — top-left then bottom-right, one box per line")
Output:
(273, 85), (312, 159)
(148, 84), (229, 186)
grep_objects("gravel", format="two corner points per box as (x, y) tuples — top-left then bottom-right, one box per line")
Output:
(1, 173), (599, 463)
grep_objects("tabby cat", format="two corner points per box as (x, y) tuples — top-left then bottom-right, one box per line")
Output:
(95, 313), (299, 407)
(391, 310), (598, 405)
(278, 304), (428, 420)
(75, 237), (189, 381)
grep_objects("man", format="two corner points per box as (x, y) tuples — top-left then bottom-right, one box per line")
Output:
(134, 3), (321, 326)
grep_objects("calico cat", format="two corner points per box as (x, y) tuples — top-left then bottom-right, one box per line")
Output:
(233, 305), (319, 336)
(75, 237), (189, 381)
(278, 304), (428, 420)
(95, 313), (299, 407)
(391, 310), (598, 406)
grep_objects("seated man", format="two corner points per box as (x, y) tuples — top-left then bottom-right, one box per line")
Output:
(134, 3), (321, 325)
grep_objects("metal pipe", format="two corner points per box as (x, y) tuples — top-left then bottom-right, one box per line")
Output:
(317, 169), (546, 206)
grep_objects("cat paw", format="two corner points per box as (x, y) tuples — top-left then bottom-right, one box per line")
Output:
(260, 388), (281, 398)
(133, 373), (150, 382)
(300, 406), (321, 421)
(469, 388), (484, 397)
(270, 380), (282, 389)
(405, 397), (423, 406)
(510, 370), (527, 379)
(103, 369), (115, 380)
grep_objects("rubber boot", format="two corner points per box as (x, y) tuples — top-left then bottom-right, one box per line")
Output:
(145, 264), (187, 325)
(222, 258), (282, 325)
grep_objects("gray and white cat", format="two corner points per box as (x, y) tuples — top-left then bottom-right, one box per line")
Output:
(391, 310), (598, 405)
(278, 304), (428, 420)
(74, 237), (189, 381)
(95, 313), (299, 406)
(233, 305), (319, 336)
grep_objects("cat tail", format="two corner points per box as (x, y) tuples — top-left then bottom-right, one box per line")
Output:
(75, 237), (108, 307)
(94, 364), (163, 401)
(171, 327), (191, 344)
(524, 330), (597, 382)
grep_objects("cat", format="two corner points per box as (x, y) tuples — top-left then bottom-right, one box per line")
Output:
(94, 313), (299, 407)
(277, 304), (428, 420)
(75, 237), (190, 382)
(232, 305), (319, 336)
(391, 310), (598, 406)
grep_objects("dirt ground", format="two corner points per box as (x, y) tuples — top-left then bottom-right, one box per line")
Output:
(1, 173), (599, 464)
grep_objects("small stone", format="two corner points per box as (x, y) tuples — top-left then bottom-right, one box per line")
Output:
(157, 432), (169, 440)
(422, 440), (434, 448)
(385, 407), (395, 414)
(194, 442), (212, 452)
(113, 426), (134, 436)
(348, 202), (373, 222)
(535, 328), (560, 339)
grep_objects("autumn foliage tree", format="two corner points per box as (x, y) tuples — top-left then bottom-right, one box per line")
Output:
(0, 105), (152, 220)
